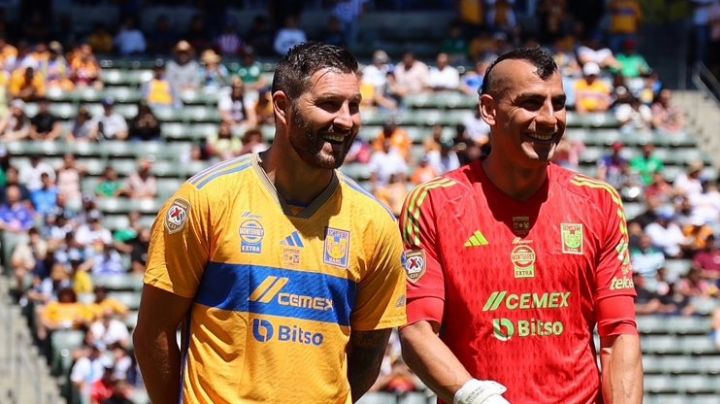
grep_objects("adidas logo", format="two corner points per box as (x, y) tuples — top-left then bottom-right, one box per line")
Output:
(464, 231), (488, 247)
(281, 231), (304, 248)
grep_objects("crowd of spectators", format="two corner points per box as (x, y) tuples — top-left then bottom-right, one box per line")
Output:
(0, 1), (718, 402)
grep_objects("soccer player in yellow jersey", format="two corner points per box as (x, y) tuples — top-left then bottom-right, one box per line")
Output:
(133, 42), (407, 403)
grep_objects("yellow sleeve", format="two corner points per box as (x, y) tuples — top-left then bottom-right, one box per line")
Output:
(351, 213), (407, 331)
(8, 72), (21, 96)
(144, 182), (211, 298)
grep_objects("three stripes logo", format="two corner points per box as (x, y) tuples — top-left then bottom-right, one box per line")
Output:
(249, 276), (289, 303)
(464, 230), (489, 247)
(281, 231), (305, 248)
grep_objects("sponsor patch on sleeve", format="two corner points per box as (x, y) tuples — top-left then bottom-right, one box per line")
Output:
(402, 249), (426, 283)
(165, 198), (191, 234)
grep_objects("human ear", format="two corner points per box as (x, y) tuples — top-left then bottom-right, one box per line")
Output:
(272, 91), (290, 126)
(479, 94), (496, 126)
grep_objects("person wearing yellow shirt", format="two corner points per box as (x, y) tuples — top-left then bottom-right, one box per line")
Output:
(574, 62), (611, 114)
(373, 120), (412, 161)
(9, 66), (46, 101)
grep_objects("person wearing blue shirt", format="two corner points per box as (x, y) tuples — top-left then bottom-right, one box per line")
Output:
(30, 173), (58, 218)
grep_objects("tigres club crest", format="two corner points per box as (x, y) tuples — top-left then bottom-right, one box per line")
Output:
(561, 223), (584, 255)
(324, 227), (350, 268)
(402, 249), (426, 283)
(165, 199), (190, 234)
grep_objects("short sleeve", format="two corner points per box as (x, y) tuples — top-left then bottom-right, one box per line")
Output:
(351, 213), (407, 331)
(144, 182), (210, 298)
(398, 183), (446, 325)
(594, 188), (636, 302)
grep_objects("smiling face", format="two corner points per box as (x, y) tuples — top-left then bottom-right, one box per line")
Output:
(285, 68), (361, 169)
(481, 59), (566, 170)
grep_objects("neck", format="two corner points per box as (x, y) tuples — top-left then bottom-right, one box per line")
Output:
(259, 139), (334, 206)
(482, 154), (549, 201)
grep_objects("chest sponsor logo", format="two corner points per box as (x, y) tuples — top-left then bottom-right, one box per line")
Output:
(239, 219), (264, 254)
(324, 227), (350, 268)
(512, 216), (530, 236)
(252, 319), (324, 346)
(492, 318), (565, 341)
(165, 198), (190, 234)
(249, 275), (333, 311)
(561, 223), (584, 255)
(510, 245), (536, 278)
(402, 249), (426, 283)
(482, 291), (571, 312)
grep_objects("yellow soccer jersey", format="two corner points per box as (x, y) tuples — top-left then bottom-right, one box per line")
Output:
(144, 154), (407, 403)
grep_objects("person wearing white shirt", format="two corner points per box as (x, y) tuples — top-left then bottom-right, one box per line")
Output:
(274, 16), (307, 56)
(462, 109), (491, 145)
(368, 140), (408, 187)
(362, 50), (391, 90)
(70, 345), (106, 403)
(89, 310), (131, 350)
(428, 52), (460, 91)
(19, 155), (55, 192)
(674, 162), (705, 198)
(394, 52), (430, 96)
(644, 211), (688, 257)
(92, 98), (128, 140)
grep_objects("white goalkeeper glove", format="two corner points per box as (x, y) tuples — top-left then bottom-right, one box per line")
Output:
(453, 378), (509, 404)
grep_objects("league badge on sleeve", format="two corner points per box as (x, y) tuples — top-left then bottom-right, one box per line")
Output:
(402, 249), (426, 283)
(165, 198), (190, 234)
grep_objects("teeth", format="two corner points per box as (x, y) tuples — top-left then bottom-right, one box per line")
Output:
(528, 133), (553, 141)
(323, 134), (345, 142)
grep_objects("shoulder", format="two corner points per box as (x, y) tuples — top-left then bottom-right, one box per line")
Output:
(404, 167), (471, 213)
(337, 172), (396, 222)
(176, 155), (257, 205)
(561, 166), (623, 208)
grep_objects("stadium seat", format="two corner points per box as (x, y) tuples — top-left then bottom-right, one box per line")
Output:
(107, 292), (141, 310)
(644, 375), (675, 393)
(637, 315), (668, 334)
(93, 273), (143, 291)
(110, 159), (138, 176)
(664, 259), (692, 281)
(643, 335), (680, 354)
(102, 215), (129, 230)
(678, 375), (718, 393)
(662, 356), (697, 374)
(679, 336), (716, 354)
(104, 87), (141, 103)
(663, 316), (711, 335)
(50, 330), (85, 375)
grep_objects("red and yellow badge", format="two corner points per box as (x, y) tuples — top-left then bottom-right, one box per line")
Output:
(402, 249), (426, 283)
(165, 198), (190, 234)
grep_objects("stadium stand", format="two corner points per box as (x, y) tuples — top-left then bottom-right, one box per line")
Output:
(0, 1), (718, 403)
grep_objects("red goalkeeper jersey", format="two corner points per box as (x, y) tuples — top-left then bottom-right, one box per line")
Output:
(399, 161), (637, 404)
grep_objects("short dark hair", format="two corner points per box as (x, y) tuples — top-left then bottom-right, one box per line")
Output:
(272, 42), (358, 102)
(480, 47), (558, 97)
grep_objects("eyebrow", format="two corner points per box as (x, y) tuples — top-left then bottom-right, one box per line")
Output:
(515, 93), (567, 103)
(316, 93), (363, 103)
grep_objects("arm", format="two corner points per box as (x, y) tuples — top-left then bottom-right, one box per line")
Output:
(400, 320), (472, 403)
(599, 334), (643, 404)
(133, 284), (193, 404)
(347, 328), (392, 402)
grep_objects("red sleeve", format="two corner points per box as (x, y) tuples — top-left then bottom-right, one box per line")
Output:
(594, 188), (637, 301)
(398, 182), (446, 325)
(596, 295), (638, 337)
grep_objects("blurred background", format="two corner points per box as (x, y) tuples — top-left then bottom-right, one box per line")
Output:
(0, 0), (718, 403)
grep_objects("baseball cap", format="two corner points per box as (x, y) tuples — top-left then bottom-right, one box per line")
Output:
(583, 62), (600, 76)
(372, 49), (389, 64)
(101, 97), (115, 107)
(10, 99), (25, 109)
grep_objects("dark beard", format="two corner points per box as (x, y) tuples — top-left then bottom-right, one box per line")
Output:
(288, 104), (352, 169)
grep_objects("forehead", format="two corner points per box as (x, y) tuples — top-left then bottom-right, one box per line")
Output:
(303, 68), (360, 97)
(494, 59), (564, 98)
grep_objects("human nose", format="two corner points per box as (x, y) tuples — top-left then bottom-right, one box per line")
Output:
(536, 99), (558, 129)
(333, 102), (356, 131)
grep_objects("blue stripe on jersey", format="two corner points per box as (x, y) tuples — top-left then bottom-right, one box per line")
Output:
(195, 262), (357, 326)
(338, 174), (396, 219)
(188, 155), (252, 185)
(195, 163), (252, 189)
(291, 231), (304, 247)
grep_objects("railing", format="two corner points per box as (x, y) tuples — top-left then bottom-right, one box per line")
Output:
(692, 62), (720, 105)
(0, 277), (63, 404)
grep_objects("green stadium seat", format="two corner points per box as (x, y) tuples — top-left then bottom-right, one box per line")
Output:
(678, 375), (718, 393)
(661, 356), (696, 373)
(680, 336), (716, 354)
(107, 291), (141, 310)
(157, 178), (183, 200)
(102, 215), (129, 230)
(644, 375), (675, 393)
(115, 103), (138, 119)
(340, 163), (372, 181)
(103, 140), (137, 158)
(49, 103), (78, 120)
(663, 316), (711, 335)
(643, 335), (680, 354)
(93, 273), (143, 291)
(50, 330), (85, 375)
(161, 122), (185, 140)
(100, 69), (125, 85)
(110, 159), (138, 176)
(689, 396), (720, 404)
(664, 259), (692, 281)
(637, 316), (667, 334)
(579, 147), (603, 164)
(642, 355), (662, 373)
(74, 87), (102, 102)
(104, 87), (141, 103)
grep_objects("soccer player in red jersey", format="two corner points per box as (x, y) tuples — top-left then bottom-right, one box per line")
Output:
(398, 47), (643, 404)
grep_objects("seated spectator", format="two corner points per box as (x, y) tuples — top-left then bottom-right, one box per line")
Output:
(428, 140), (461, 175)
(21, 155), (56, 192)
(217, 22), (244, 57)
(11, 227), (47, 293)
(411, 157), (438, 185)
(0, 185), (36, 234)
(552, 137), (585, 171)
(645, 210), (688, 258)
(460, 60), (490, 96)
(200, 49), (230, 94)
(29, 99), (62, 141)
(88, 309), (130, 350)
(428, 52), (460, 92)
(693, 234), (720, 283)
(676, 267), (715, 315)
(423, 124), (444, 155)
(86, 23), (114, 54)
(630, 143), (664, 187)
(89, 242), (124, 275)
(441, 24), (468, 65)
(166, 41), (201, 96)
(631, 234), (666, 284)
(682, 216), (714, 254)
(44, 41), (74, 92)
(128, 102), (161, 141)
(273, 15), (307, 56)
(70, 344), (106, 404)
(690, 182), (720, 224)
(113, 211), (142, 246)
(644, 172), (673, 204)
(393, 52), (430, 98)
(114, 16), (146, 56)
(552, 35), (582, 77)
(368, 139), (408, 188)
(92, 98), (128, 141)
(88, 286), (128, 320)
(614, 40), (650, 79)
(207, 121), (243, 160)
(576, 34), (620, 70)
(91, 365), (117, 404)
(143, 60), (176, 108)
(95, 167), (123, 198)
(574, 63), (611, 114)
(239, 127), (268, 156)
(0, 99), (31, 141)
(0, 166), (31, 204)
(122, 160), (157, 201)
(372, 120), (411, 161)
(615, 96), (652, 135)
(67, 107), (97, 142)
(75, 211), (112, 246)
(219, 77), (258, 130)
(129, 227), (150, 274)
(8, 66), (45, 101)
(674, 161), (704, 199)
(363, 50), (392, 97)
(233, 47), (268, 93)
(40, 287), (89, 333)
(30, 172), (58, 217)
(55, 154), (83, 208)
(254, 89), (274, 126)
(69, 44), (102, 89)
(651, 89), (686, 135)
(374, 173), (410, 217)
(712, 308), (720, 349)
(597, 141), (628, 189)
